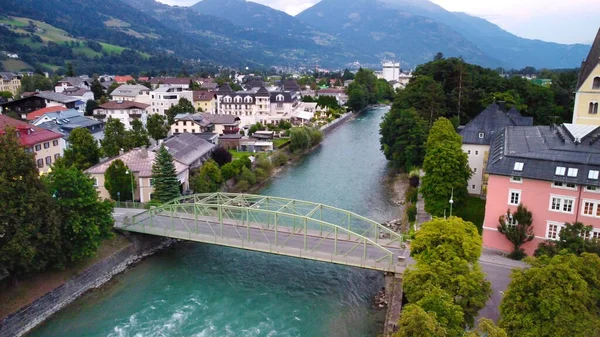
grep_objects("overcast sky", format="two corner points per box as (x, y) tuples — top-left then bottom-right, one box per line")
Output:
(159, 0), (600, 44)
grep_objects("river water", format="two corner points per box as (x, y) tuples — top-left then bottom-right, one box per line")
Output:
(29, 107), (401, 337)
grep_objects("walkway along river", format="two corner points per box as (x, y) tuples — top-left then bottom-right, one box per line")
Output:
(28, 107), (402, 337)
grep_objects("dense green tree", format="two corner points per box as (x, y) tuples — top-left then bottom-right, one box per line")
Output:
(211, 146), (233, 167)
(465, 319), (507, 337)
(101, 117), (128, 158)
(0, 91), (13, 99)
(404, 258), (491, 328)
(421, 118), (471, 216)
(411, 217), (482, 264)
(248, 122), (265, 135)
(220, 162), (239, 181)
(380, 107), (428, 170)
(44, 166), (114, 262)
(85, 99), (98, 116)
(433, 52), (445, 61)
(19, 74), (54, 93)
(255, 156), (274, 175)
(91, 78), (104, 100)
(65, 62), (75, 76)
(239, 166), (257, 185)
(146, 114), (169, 142)
(126, 119), (150, 149)
(535, 222), (600, 257)
(393, 304), (446, 337)
(62, 128), (100, 170)
(190, 160), (222, 193)
(497, 204), (534, 259)
(106, 82), (120, 95)
(416, 287), (465, 337)
(393, 75), (447, 125)
(151, 145), (180, 203)
(500, 253), (600, 337)
(290, 127), (312, 152)
(0, 128), (62, 275)
(342, 68), (354, 81)
(233, 156), (252, 171)
(104, 159), (135, 201)
(166, 98), (195, 125)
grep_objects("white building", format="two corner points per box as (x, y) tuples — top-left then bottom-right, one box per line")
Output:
(54, 77), (91, 93)
(149, 86), (194, 116)
(382, 61), (400, 82)
(93, 101), (150, 130)
(110, 84), (151, 104)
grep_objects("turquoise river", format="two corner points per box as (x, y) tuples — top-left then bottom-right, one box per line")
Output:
(29, 107), (401, 337)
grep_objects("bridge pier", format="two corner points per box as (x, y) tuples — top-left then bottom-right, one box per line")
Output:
(383, 272), (403, 336)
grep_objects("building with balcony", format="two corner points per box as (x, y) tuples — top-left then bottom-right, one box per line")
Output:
(110, 84), (151, 104)
(93, 101), (150, 130)
(149, 86), (194, 116)
(482, 123), (600, 255)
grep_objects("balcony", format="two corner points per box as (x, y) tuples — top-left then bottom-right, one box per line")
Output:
(223, 128), (240, 135)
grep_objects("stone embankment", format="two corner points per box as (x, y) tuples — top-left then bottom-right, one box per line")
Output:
(0, 234), (175, 337)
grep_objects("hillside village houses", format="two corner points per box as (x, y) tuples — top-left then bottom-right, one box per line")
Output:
(0, 91), (82, 119)
(54, 77), (91, 93)
(93, 101), (150, 130)
(110, 84), (151, 104)
(0, 72), (22, 96)
(149, 85), (194, 116)
(480, 28), (600, 255)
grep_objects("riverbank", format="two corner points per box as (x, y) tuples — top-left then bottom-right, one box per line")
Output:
(0, 233), (175, 337)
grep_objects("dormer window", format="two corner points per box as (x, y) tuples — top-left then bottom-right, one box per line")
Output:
(589, 170), (599, 180)
(277, 95), (284, 102)
(478, 132), (484, 138)
(513, 162), (524, 171)
(567, 168), (579, 177)
(593, 77), (600, 90)
(555, 166), (566, 176)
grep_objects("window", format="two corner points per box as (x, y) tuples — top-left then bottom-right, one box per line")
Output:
(467, 150), (471, 155)
(473, 168), (477, 173)
(552, 181), (577, 190)
(555, 166), (566, 176)
(478, 132), (484, 138)
(44, 142), (49, 149)
(589, 102), (599, 115)
(175, 128), (179, 133)
(149, 178), (154, 186)
(37, 159), (44, 168)
(550, 196), (575, 213)
(546, 222), (564, 240)
(183, 121), (187, 126)
(581, 200), (600, 217)
(52, 140), (59, 146)
(508, 190), (521, 205)
(589, 170), (599, 180)
(593, 77), (600, 90)
(93, 178), (98, 187)
(35, 144), (41, 151)
(567, 168), (579, 177)
(510, 176), (522, 183)
(54, 153), (60, 160)
(513, 162), (524, 171)
(505, 213), (518, 227)
(45, 156), (51, 165)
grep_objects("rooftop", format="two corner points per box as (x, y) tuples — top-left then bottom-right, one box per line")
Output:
(33, 91), (80, 104)
(193, 91), (215, 102)
(459, 102), (533, 145)
(111, 84), (150, 97)
(97, 101), (150, 110)
(56, 77), (88, 88)
(26, 106), (68, 121)
(577, 27), (600, 91)
(174, 113), (211, 127)
(85, 148), (187, 177)
(160, 133), (215, 166)
(0, 115), (62, 146)
(202, 113), (240, 125)
(149, 77), (194, 85)
(38, 116), (104, 136)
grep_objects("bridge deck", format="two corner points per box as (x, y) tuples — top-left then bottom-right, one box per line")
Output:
(116, 211), (406, 273)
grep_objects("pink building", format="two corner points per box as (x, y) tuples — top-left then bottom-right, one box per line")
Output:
(482, 124), (600, 255)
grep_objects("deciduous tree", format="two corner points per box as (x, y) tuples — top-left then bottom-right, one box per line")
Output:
(101, 117), (128, 158)
(85, 99), (98, 116)
(190, 160), (222, 193)
(166, 98), (195, 125)
(126, 119), (150, 149)
(0, 128), (62, 275)
(535, 222), (600, 257)
(146, 114), (169, 142)
(91, 78), (104, 100)
(497, 204), (534, 259)
(465, 319), (507, 337)
(500, 253), (600, 337)
(62, 127), (101, 170)
(44, 166), (114, 262)
(380, 107), (428, 170)
(151, 145), (180, 203)
(211, 146), (233, 166)
(104, 159), (135, 201)
(393, 304), (446, 337)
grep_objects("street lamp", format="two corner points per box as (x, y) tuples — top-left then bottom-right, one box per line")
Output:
(125, 170), (135, 207)
(117, 191), (121, 207)
(449, 187), (454, 217)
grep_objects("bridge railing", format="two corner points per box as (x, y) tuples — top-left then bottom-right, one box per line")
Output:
(129, 198), (398, 272)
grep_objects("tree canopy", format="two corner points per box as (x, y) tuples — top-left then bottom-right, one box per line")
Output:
(190, 160), (222, 193)
(101, 117), (128, 158)
(380, 107), (428, 170)
(497, 204), (534, 260)
(166, 98), (195, 125)
(62, 128), (101, 171)
(146, 114), (169, 142)
(534, 222), (600, 257)
(126, 119), (150, 149)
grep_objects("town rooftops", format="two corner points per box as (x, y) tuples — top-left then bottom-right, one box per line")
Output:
(62, 87), (91, 97)
(85, 148), (187, 177)
(38, 116), (103, 136)
(111, 84), (150, 97)
(459, 102), (533, 145)
(56, 77), (88, 88)
(577, 27), (600, 91)
(0, 72), (19, 81)
(193, 91), (215, 101)
(317, 88), (345, 94)
(202, 113), (240, 125)
(97, 101), (150, 110)
(114, 75), (135, 84)
(149, 77), (193, 86)
(0, 115), (62, 146)
(486, 123), (600, 186)
(30, 108), (82, 125)
(282, 80), (300, 91)
(219, 133), (243, 140)
(26, 106), (68, 121)
(153, 86), (190, 93)
(33, 91), (80, 104)
(270, 92), (294, 103)
(174, 113), (211, 127)
(255, 87), (270, 97)
(160, 133), (215, 166)
(217, 83), (233, 93)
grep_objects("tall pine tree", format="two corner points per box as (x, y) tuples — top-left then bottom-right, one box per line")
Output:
(0, 127), (63, 276)
(151, 145), (180, 203)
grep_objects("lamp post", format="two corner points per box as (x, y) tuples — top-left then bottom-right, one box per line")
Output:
(449, 187), (454, 217)
(117, 191), (121, 207)
(126, 170), (135, 207)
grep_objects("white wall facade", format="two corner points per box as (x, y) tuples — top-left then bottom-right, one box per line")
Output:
(463, 144), (490, 195)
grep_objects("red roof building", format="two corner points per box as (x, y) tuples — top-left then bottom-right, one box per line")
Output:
(115, 75), (135, 84)
(26, 106), (68, 121)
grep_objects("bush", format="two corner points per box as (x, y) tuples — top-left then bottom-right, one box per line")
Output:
(409, 175), (420, 188)
(271, 151), (289, 167)
(232, 156), (252, 172)
(211, 146), (232, 167)
(235, 180), (251, 192)
(254, 168), (268, 183)
(239, 166), (257, 185)
(256, 156), (273, 174)
(407, 204), (417, 223)
(220, 162), (238, 181)
(405, 186), (419, 204)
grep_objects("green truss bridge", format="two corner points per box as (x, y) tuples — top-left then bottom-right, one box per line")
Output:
(115, 193), (407, 273)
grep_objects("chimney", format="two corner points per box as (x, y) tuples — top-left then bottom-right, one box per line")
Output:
(139, 147), (148, 158)
(498, 101), (506, 112)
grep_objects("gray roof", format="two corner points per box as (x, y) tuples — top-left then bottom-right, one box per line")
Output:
(56, 77), (89, 88)
(174, 113), (211, 127)
(201, 82), (218, 90)
(34, 92), (80, 104)
(217, 83), (233, 93)
(459, 102), (533, 145)
(162, 133), (215, 166)
(486, 124), (600, 186)
(219, 134), (243, 140)
(0, 72), (19, 81)
(111, 84), (150, 97)
(38, 116), (104, 136)
(202, 113), (240, 125)
(282, 80), (300, 91)
(577, 27), (600, 91)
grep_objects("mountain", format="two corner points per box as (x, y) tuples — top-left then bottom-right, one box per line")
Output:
(296, 0), (590, 69)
